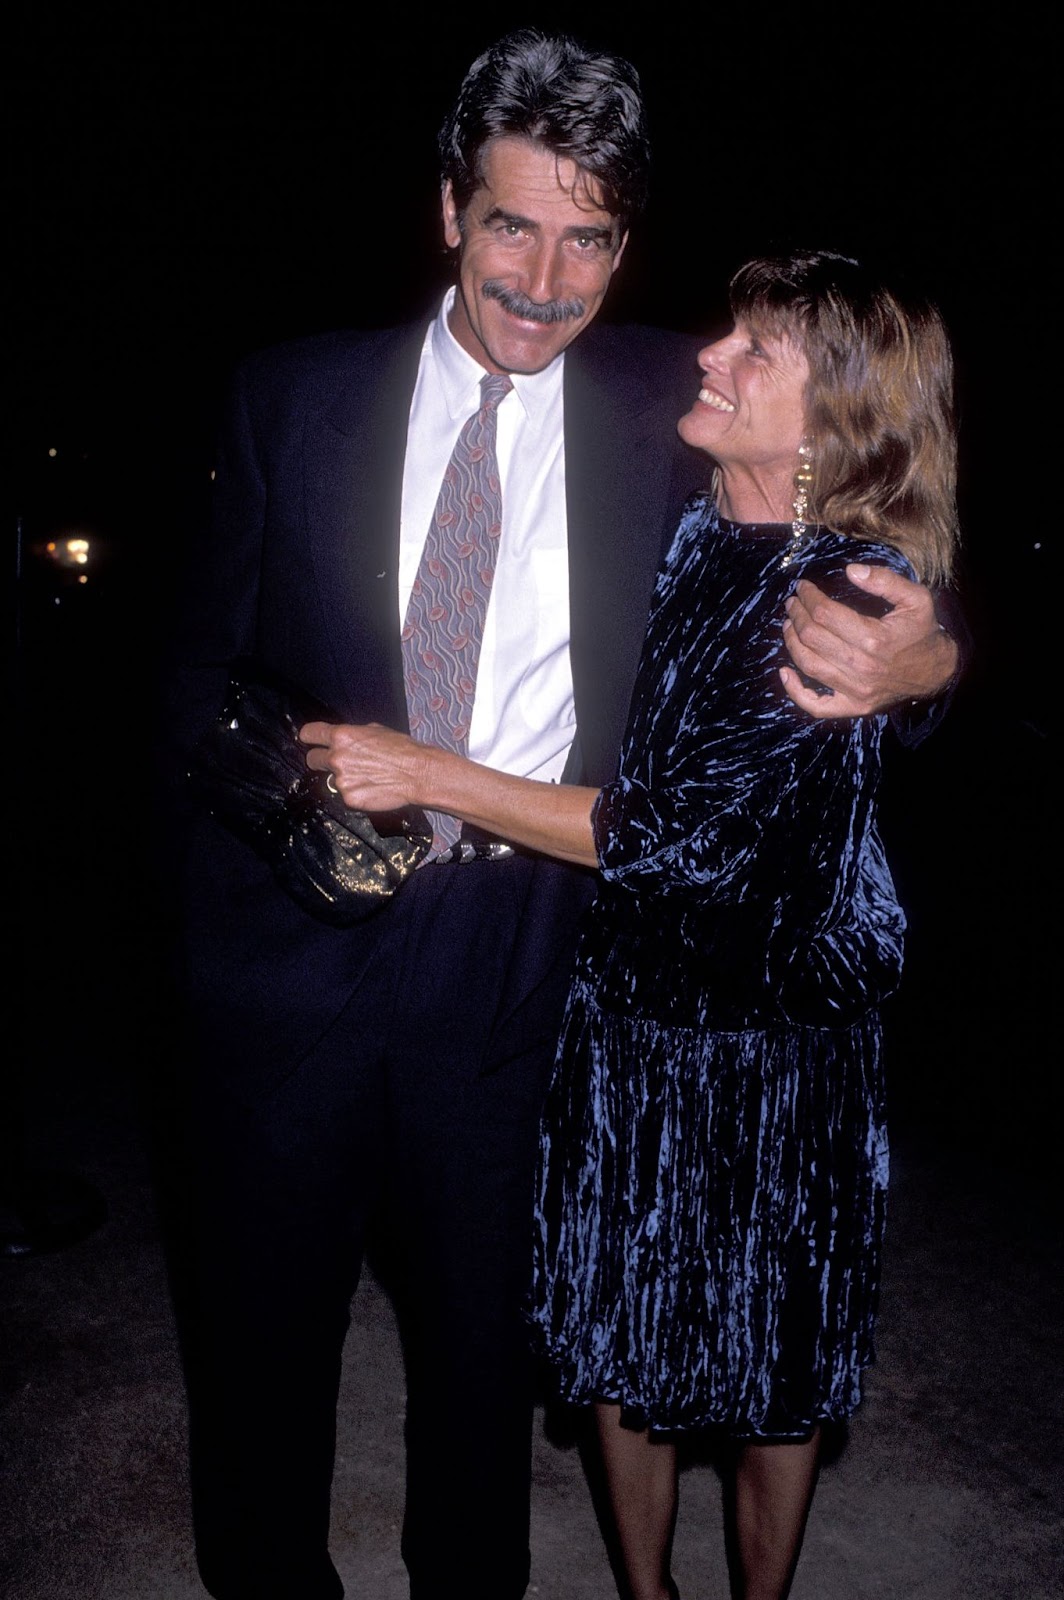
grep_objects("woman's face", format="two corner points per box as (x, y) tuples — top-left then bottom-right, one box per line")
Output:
(677, 319), (809, 477)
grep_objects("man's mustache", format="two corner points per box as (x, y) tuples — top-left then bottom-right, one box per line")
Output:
(481, 282), (586, 324)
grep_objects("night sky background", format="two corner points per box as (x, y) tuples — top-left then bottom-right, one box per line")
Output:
(6, 7), (1055, 1164)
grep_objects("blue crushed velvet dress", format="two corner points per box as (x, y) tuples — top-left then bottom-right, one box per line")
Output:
(530, 494), (912, 1439)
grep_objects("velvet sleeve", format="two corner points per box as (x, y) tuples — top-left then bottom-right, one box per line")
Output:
(593, 698), (871, 901)
(593, 539), (913, 903)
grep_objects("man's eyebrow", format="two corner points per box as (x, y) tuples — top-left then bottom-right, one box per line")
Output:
(481, 206), (537, 230)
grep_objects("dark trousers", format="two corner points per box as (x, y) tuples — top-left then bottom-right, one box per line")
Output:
(182, 853), (590, 1600)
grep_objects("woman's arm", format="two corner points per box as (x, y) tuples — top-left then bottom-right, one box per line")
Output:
(593, 546), (919, 898)
(298, 720), (601, 868)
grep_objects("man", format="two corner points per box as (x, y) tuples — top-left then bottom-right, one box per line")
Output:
(171, 30), (957, 1600)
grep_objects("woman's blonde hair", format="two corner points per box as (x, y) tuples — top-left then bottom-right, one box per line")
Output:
(730, 251), (959, 584)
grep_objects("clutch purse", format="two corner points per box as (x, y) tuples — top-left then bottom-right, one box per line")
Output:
(189, 662), (432, 927)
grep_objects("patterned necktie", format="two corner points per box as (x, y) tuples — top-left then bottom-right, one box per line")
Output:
(402, 372), (512, 856)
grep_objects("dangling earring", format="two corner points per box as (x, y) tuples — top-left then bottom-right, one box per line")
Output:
(780, 441), (814, 568)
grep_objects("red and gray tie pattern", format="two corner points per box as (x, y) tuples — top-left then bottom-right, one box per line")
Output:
(402, 372), (512, 856)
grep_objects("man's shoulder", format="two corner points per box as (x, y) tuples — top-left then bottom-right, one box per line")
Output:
(574, 320), (700, 370)
(213, 323), (430, 444)
(230, 322), (428, 410)
(567, 321), (700, 412)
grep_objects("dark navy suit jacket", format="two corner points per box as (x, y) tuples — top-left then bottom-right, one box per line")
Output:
(170, 318), (708, 1094)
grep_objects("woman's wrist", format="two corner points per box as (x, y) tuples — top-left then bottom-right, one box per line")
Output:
(415, 743), (466, 814)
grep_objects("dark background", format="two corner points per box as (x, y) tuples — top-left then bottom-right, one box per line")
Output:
(5, 8), (1054, 1169)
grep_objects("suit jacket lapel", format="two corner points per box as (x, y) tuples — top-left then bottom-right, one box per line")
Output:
(564, 326), (688, 783)
(302, 323), (426, 724)
(296, 318), (696, 770)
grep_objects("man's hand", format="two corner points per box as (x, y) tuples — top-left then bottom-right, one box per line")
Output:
(298, 721), (430, 812)
(779, 563), (959, 718)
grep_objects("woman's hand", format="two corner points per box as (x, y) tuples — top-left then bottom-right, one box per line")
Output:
(298, 721), (432, 812)
(300, 721), (601, 867)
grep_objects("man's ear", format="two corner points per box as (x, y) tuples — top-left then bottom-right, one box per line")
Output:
(610, 229), (630, 277)
(442, 181), (462, 250)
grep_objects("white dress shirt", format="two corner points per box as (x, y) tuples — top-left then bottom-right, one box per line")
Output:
(398, 289), (575, 785)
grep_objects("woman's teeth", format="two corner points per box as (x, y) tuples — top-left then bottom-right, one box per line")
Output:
(699, 388), (735, 413)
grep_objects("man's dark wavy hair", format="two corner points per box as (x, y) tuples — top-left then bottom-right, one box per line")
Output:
(438, 29), (650, 228)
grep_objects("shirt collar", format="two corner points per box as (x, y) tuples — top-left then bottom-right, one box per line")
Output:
(430, 287), (565, 428)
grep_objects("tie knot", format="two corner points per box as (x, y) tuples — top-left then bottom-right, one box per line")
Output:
(479, 373), (512, 412)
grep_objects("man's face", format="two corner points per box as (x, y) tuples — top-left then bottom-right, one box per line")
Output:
(443, 136), (628, 375)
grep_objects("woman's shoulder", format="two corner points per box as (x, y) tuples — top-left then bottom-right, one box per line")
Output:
(797, 529), (915, 578)
(678, 489), (718, 526)
(792, 531), (917, 615)
(660, 491), (720, 563)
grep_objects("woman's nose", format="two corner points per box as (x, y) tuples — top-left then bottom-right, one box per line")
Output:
(698, 339), (726, 373)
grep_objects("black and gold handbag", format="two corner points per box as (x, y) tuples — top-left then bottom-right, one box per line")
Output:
(190, 663), (432, 927)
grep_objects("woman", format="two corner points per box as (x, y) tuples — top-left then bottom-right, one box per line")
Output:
(303, 251), (959, 1599)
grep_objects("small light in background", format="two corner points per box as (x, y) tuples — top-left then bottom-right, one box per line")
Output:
(45, 534), (93, 569)
(35, 530), (99, 586)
